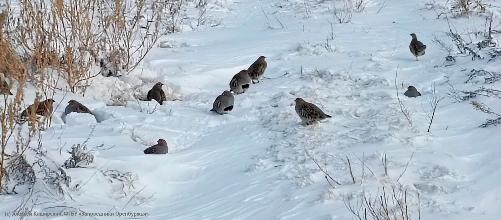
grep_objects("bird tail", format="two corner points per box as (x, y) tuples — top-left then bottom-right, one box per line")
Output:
(324, 114), (332, 118)
(210, 108), (216, 112)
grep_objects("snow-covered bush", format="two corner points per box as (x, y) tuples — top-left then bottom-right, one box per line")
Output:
(3, 154), (36, 194)
(451, 0), (487, 16)
(63, 144), (94, 169)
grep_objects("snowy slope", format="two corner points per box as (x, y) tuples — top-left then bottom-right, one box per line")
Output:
(1, 0), (501, 219)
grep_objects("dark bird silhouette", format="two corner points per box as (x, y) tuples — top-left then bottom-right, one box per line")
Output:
(211, 90), (234, 114)
(147, 82), (167, 105)
(409, 33), (426, 61)
(294, 98), (331, 125)
(62, 100), (98, 122)
(404, 86), (421, 98)
(247, 56), (267, 84)
(64, 100), (92, 115)
(144, 139), (168, 154)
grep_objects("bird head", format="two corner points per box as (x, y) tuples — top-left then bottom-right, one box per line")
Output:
(68, 99), (78, 104)
(407, 86), (416, 90)
(153, 82), (164, 89)
(295, 98), (304, 103)
(259, 56), (266, 60)
(410, 33), (417, 39)
(157, 139), (167, 145)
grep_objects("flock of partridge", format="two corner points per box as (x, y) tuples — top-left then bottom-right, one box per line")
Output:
(0, 33), (427, 154)
(209, 55), (334, 126)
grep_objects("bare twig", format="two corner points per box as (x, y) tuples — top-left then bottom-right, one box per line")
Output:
(397, 152), (415, 182)
(304, 148), (341, 187)
(394, 67), (413, 127)
(427, 84), (443, 132)
(346, 156), (356, 184)
(381, 153), (388, 177)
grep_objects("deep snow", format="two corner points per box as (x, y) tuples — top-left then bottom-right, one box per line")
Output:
(1, 0), (501, 219)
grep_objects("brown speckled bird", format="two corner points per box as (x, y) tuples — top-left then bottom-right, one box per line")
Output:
(247, 56), (267, 84)
(147, 82), (167, 105)
(20, 99), (55, 119)
(404, 86), (421, 98)
(0, 78), (12, 95)
(144, 139), (168, 154)
(294, 98), (331, 125)
(229, 70), (251, 94)
(211, 90), (234, 114)
(409, 33), (426, 61)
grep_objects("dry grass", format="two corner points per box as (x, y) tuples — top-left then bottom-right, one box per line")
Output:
(0, 6), (53, 193)
(4, 0), (180, 94)
(96, 0), (168, 76)
(345, 186), (421, 220)
(0, 9), (28, 193)
(5, 0), (100, 93)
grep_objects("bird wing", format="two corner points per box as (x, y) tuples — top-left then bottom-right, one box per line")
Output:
(36, 105), (48, 116)
(416, 40), (425, 48)
(413, 40), (426, 52)
(259, 61), (267, 74)
(160, 90), (167, 101)
(306, 103), (327, 119)
(213, 98), (222, 110)
(77, 103), (91, 113)
(146, 90), (153, 101)
(300, 108), (311, 118)
(230, 77), (238, 88)
(248, 60), (258, 71)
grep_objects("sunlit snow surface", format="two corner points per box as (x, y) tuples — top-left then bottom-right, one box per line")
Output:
(1, 0), (500, 219)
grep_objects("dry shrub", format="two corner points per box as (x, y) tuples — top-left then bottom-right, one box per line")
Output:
(451, 0), (487, 16)
(4, 0), (181, 94)
(0, 17), (27, 83)
(5, 0), (100, 93)
(95, 0), (168, 77)
(0, 9), (28, 193)
(345, 186), (421, 220)
(331, 0), (367, 24)
(0, 9), (50, 194)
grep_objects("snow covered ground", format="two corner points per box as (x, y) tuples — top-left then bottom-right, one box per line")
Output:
(1, 0), (501, 219)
